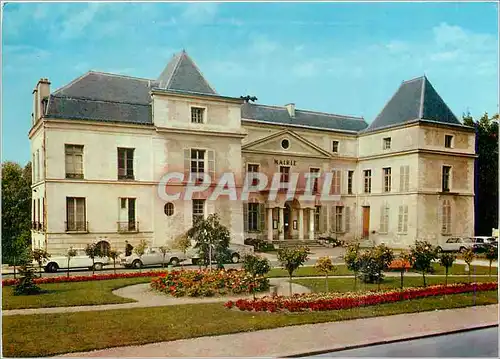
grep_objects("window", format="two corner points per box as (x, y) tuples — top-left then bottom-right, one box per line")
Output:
(315, 206), (321, 232)
(383, 137), (391, 150)
(331, 170), (341, 194)
(364, 170), (372, 193)
(383, 167), (392, 192)
(398, 205), (408, 233)
(442, 200), (451, 234)
(310, 168), (320, 193)
(335, 206), (343, 232)
(445, 135), (453, 148)
(191, 149), (206, 180)
(281, 139), (290, 149)
(380, 203), (389, 233)
(117, 148), (134, 180)
(66, 197), (86, 232)
(280, 166), (290, 184)
(345, 207), (351, 232)
(399, 165), (410, 192)
(121, 198), (127, 209)
(164, 202), (174, 216)
(347, 171), (354, 194)
(332, 141), (339, 153)
(65, 145), (83, 179)
(247, 164), (260, 186)
(442, 166), (451, 192)
(248, 203), (259, 231)
(192, 199), (205, 225)
(37, 198), (40, 230)
(191, 107), (205, 123)
(118, 198), (136, 232)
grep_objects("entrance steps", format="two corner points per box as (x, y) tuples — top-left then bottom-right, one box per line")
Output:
(272, 240), (324, 249)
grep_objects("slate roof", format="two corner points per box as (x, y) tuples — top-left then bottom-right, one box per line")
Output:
(241, 103), (368, 132)
(365, 76), (463, 132)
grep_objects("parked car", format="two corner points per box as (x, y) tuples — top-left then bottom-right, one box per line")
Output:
(436, 237), (474, 253)
(120, 247), (187, 269)
(187, 244), (253, 265)
(43, 249), (110, 272)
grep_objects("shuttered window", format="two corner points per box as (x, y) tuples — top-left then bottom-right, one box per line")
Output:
(345, 207), (351, 232)
(184, 149), (215, 182)
(398, 205), (408, 233)
(441, 200), (451, 234)
(399, 165), (409, 192)
(66, 197), (86, 231)
(380, 203), (389, 233)
(65, 145), (84, 179)
(259, 203), (266, 232)
(331, 170), (341, 194)
(335, 206), (343, 232)
(117, 148), (134, 180)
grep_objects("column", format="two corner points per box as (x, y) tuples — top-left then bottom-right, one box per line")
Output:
(267, 208), (273, 242)
(298, 208), (304, 241)
(279, 207), (285, 241)
(309, 208), (315, 241)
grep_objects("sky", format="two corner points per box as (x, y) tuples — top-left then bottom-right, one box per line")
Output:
(2, 1), (499, 164)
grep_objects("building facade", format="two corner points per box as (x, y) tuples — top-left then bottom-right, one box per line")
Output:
(29, 51), (476, 254)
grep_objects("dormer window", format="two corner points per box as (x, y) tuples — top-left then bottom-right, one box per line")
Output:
(445, 135), (453, 148)
(383, 137), (391, 150)
(191, 107), (205, 124)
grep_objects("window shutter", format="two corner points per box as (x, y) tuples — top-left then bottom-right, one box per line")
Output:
(380, 204), (385, 232)
(184, 149), (190, 179)
(322, 206), (328, 232)
(207, 150), (215, 182)
(398, 205), (403, 233)
(403, 205), (408, 232)
(330, 205), (335, 232)
(243, 203), (248, 232)
(399, 166), (404, 192)
(259, 203), (265, 232)
(345, 207), (350, 232)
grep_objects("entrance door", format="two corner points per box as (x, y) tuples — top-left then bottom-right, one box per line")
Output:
(284, 204), (291, 239)
(362, 206), (370, 239)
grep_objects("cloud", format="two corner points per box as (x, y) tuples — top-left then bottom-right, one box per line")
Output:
(180, 3), (218, 24)
(58, 3), (103, 39)
(250, 35), (278, 55)
(433, 22), (468, 47)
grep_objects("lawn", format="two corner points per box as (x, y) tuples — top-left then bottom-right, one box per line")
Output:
(2, 277), (151, 310)
(293, 276), (498, 294)
(2, 291), (497, 358)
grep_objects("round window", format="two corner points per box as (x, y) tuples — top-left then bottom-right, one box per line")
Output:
(164, 203), (174, 216)
(281, 139), (290, 149)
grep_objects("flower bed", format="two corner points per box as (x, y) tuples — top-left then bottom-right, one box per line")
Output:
(388, 259), (411, 270)
(2, 271), (167, 287)
(150, 268), (269, 297)
(225, 282), (498, 312)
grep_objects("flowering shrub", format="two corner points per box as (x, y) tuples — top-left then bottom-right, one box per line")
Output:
(2, 270), (167, 287)
(224, 282), (498, 313)
(150, 268), (269, 297)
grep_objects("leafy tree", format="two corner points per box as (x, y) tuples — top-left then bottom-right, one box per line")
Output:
(66, 247), (77, 278)
(107, 249), (121, 274)
(2, 161), (32, 264)
(409, 240), (437, 287)
(395, 250), (412, 289)
(10, 238), (31, 279)
(242, 254), (271, 299)
(276, 246), (310, 296)
(358, 244), (394, 290)
(463, 112), (499, 236)
(133, 239), (148, 272)
(14, 262), (42, 296)
(158, 245), (170, 269)
(344, 243), (362, 291)
(32, 248), (50, 278)
(172, 234), (192, 268)
(187, 214), (230, 270)
(85, 243), (104, 275)
(462, 247), (475, 283)
(484, 244), (498, 277)
(315, 256), (335, 292)
(439, 252), (456, 285)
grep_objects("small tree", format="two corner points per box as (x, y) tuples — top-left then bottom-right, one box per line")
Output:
(107, 249), (121, 274)
(158, 245), (170, 269)
(242, 254), (271, 299)
(359, 244), (394, 290)
(66, 247), (77, 278)
(462, 247), (475, 283)
(133, 239), (148, 272)
(172, 234), (191, 268)
(344, 243), (362, 291)
(85, 243), (103, 275)
(484, 244), (498, 277)
(396, 250), (412, 289)
(315, 256), (335, 292)
(276, 246), (310, 296)
(32, 248), (50, 278)
(439, 252), (456, 285)
(409, 240), (437, 287)
(14, 262), (43, 296)
(11, 239), (30, 279)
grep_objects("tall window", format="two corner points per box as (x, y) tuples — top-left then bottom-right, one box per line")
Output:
(280, 166), (290, 184)
(248, 203), (259, 231)
(66, 197), (86, 232)
(345, 207), (351, 232)
(364, 170), (372, 193)
(380, 203), (389, 233)
(65, 145), (84, 179)
(383, 137), (391, 150)
(118, 198), (136, 232)
(190, 149), (206, 180)
(35, 150), (40, 181)
(383, 167), (392, 192)
(398, 205), (408, 233)
(247, 164), (260, 186)
(347, 170), (354, 194)
(445, 135), (453, 148)
(310, 168), (320, 193)
(335, 206), (343, 232)
(399, 165), (410, 192)
(315, 206), (321, 232)
(442, 166), (451, 192)
(192, 199), (205, 225)
(441, 200), (451, 234)
(332, 140), (339, 153)
(117, 148), (134, 180)
(331, 170), (341, 194)
(191, 107), (205, 123)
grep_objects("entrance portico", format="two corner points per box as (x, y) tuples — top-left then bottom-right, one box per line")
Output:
(266, 199), (316, 241)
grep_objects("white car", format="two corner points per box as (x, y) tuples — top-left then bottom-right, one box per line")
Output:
(120, 247), (187, 269)
(187, 243), (254, 265)
(43, 249), (110, 272)
(437, 237), (474, 253)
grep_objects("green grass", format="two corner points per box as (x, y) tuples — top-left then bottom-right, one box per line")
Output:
(293, 276), (498, 293)
(427, 262), (497, 275)
(267, 265), (351, 277)
(2, 277), (151, 310)
(3, 291), (497, 358)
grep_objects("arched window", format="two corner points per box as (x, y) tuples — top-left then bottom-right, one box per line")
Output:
(96, 241), (110, 256)
(164, 203), (174, 216)
(441, 200), (451, 234)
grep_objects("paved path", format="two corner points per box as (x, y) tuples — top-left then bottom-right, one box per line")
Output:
(59, 304), (499, 358)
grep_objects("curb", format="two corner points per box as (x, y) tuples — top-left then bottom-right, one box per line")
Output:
(280, 323), (499, 358)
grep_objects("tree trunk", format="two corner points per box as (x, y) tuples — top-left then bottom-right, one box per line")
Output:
(289, 274), (293, 296)
(162, 255), (165, 269)
(92, 259), (95, 275)
(422, 271), (426, 287)
(468, 265), (471, 283)
(13, 257), (17, 279)
(489, 260), (492, 277)
(377, 272), (381, 291)
(39, 263), (42, 278)
(445, 266), (448, 285)
(113, 260), (116, 274)
(400, 269), (404, 289)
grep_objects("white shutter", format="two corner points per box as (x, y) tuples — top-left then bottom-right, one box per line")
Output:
(207, 150), (215, 182)
(380, 204), (385, 232)
(398, 205), (403, 233)
(405, 166), (410, 191)
(184, 149), (190, 179)
(399, 166), (404, 192)
(321, 206), (328, 232)
(259, 203), (265, 232)
(330, 205), (335, 232)
(403, 205), (408, 233)
(345, 207), (350, 232)
(243, 203), (248, 232)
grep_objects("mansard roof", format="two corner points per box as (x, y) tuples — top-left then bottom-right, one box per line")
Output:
(364, 76), (463, 132)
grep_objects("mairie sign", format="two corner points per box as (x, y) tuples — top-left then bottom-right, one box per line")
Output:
(274, 159), (297, 166)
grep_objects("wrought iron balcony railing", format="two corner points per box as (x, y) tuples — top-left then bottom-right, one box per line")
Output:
(117, 221), (139, 233)
(65, 221), (88, 232)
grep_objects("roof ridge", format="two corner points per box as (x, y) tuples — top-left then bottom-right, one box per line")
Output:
(88, 70), (153, 82)
(51, 71), (93, 96)
(418, 76), (426, 118)
(50, 94), (151, 106)
(176, 51), (218, 94)
(164, 53), (183, 89)
(402, 75), (425, 84)
(247, 103), (364, 121)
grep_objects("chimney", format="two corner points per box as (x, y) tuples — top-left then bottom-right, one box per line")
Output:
(285, 103), (295, 118)
(33, 78), (51, 122)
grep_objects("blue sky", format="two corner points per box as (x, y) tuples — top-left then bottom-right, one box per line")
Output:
(2, 1), (498, 164)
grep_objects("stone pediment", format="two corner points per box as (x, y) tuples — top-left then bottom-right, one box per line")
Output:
(242, 129), (332, 158)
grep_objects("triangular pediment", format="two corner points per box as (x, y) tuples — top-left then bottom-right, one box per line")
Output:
(242, 130), (332, 158)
